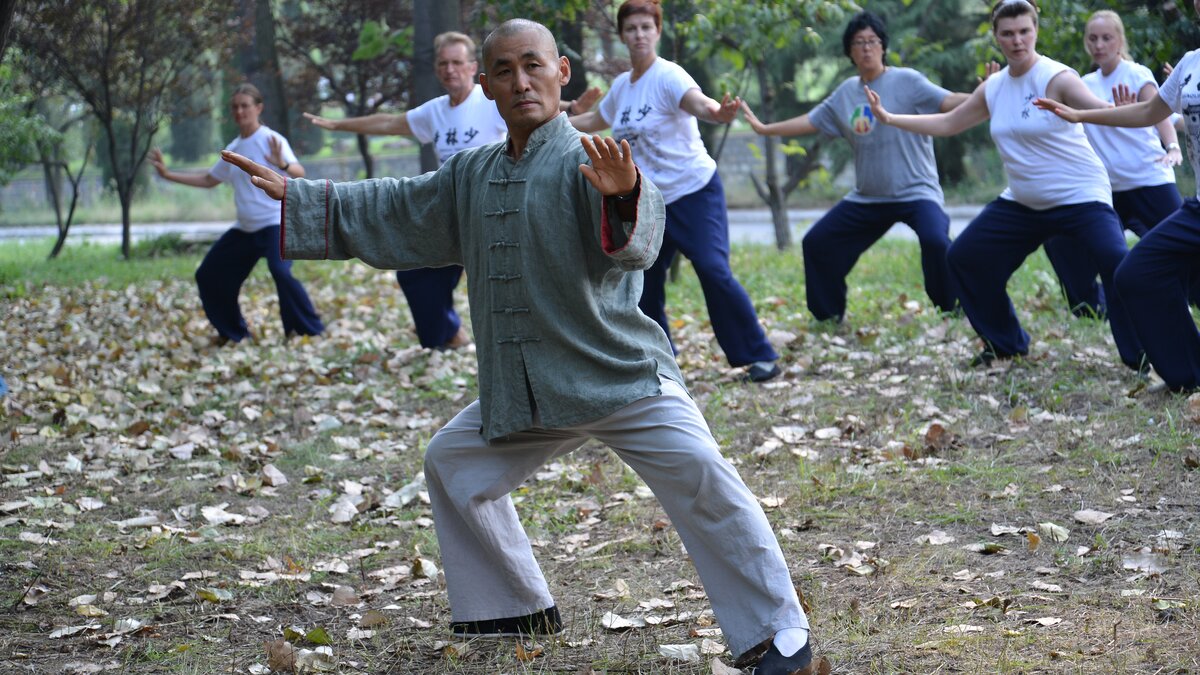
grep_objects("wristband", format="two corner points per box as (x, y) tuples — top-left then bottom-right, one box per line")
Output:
(614, 172), (641, 203)
(1166, 142), (1181, 152)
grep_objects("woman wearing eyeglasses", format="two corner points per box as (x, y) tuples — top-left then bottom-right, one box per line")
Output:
(1040, 9), (1185, 319)
(741, 11), (973, 325)
(864, 0), (1144, 372)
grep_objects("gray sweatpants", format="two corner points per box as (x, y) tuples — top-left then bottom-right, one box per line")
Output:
(422, 378), (809, 658)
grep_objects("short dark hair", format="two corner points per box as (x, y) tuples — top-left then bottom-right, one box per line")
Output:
(617, 0), (662, 33)
(842, 11), (888, 60)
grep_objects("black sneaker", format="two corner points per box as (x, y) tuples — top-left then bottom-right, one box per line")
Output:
(449, 606), (563, 638)
(746, 641), (814, 675)
(743, 361), (782, 383)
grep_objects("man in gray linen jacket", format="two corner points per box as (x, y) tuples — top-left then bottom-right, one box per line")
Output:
(221, 18), (815, 675)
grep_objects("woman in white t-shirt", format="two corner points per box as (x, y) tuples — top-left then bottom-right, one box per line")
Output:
(1041, 9), (1184, 318)
(1035, 0), (1200, 391)
(570, 0), (782, 383)
(150, 83), (324, 344)
(864, 0), (1143, 372)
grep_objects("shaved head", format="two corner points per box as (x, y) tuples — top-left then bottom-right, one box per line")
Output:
(482, 19), (558, 72)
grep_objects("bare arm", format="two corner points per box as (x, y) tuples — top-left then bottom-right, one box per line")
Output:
(740, 101), (818, 136)
(149, 148), (220, 188)
(267, 136), (305, 178)
(865, 81), (990, 137)
(561, 86), (602, 114)
(1047, 70), (1110, 110)
(1034, 94), (1173, 128)
(569, 110), (611, 133)
(680, 89), (739, 124)
(303, 112), (412, 136)
(1137, 82), (1182, 167)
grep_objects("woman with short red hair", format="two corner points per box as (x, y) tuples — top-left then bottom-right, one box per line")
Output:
(571, 0), (783, 384)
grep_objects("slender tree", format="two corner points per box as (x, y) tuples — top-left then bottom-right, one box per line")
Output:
(679, 0), (855, 250)
(276, 0), (415, 178)
(15, 0), (239, 258)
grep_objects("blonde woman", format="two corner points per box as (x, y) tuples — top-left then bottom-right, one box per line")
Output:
(1042, 9), (1184, 318)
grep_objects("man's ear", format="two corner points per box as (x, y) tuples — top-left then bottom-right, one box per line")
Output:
(479, 74), (495, 100)
(559, 55), (571, 86)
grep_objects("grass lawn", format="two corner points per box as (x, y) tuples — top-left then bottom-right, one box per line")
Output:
(1, 237), (1197, 673)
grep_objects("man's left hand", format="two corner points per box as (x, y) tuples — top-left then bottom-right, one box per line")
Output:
(221, 150), (287, 201)
(579, 135), (637, 197)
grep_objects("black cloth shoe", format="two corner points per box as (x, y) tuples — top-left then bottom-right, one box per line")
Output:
(746, 641), (814, 675)
(743, 361), (782, 383)
(449, 606), (563, 638)
(967, 348), (1022, 369)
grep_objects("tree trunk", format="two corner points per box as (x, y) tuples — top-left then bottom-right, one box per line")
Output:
(558, 17), (587, 102)
(412, 0), (460, 173)
(238, 0), (290, 136)
(754, 61), (790, 250)
(40, 153), (63, 229)
(48, 149), (89, 260)
(356, 132), (374, 179)
(0, 0), (17, 62)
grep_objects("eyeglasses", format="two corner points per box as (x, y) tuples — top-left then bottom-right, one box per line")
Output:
(851, 38), (882, 49)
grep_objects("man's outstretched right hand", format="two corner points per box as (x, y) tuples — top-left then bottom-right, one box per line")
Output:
(221, 151), (287, 201)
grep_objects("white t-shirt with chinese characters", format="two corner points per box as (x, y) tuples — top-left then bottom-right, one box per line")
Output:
(1158, 49), (1200, 196)
(209, 125), (298, 232)
(1082, 60), (1175, 192)
(598, 58), (715, 205)
(986, 56), (1111, 210)
(406, 84), (508, 165)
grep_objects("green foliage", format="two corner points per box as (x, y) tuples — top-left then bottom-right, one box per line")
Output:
(0, 62), (61, 189)
(0, 98), (60, 188)
(1035, 0), (1197, 74)
(678, 0), (856, 80)
(352, 19), (413, 62)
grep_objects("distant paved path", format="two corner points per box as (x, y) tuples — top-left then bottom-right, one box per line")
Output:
(0, 206), (984, 247)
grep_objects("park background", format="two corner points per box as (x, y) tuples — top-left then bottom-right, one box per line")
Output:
(1, 0), (1198, 256)
(2, 1), (1200, 674)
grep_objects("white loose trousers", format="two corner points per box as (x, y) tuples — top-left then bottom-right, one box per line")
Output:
(422, 378), (808, 658)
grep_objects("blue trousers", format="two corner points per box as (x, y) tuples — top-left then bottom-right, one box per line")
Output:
(639, 172), (778, 367)
(1115, 199), (1200, 390)
(802, 199), (957, 321)
(395, 266), (464, 349)
(1043, 183), (1184, 317)
(947, 199), (1143, 368)
(196, 226), (324, 342)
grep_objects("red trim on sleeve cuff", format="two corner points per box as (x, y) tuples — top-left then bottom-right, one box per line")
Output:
(600, 182), (640, 255)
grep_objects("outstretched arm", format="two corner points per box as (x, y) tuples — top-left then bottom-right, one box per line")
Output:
(740, 101), (817, 137)
(149, 148), (220, 188)
(569, 110), (611, 133)
(1033, 94), (1173, 129)
(303, 111), (412, 137)
(865, 81), (989, 136)
(680, 89), (739, 124)
(220, 151), (285, 200)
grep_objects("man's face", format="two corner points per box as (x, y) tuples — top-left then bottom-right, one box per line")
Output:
(435, 42), (478, 96)
(479, 29), (570, 136)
